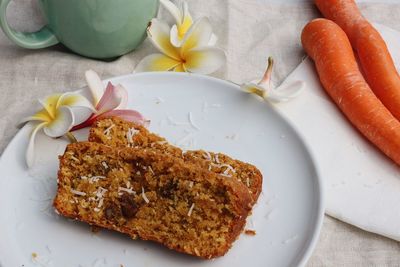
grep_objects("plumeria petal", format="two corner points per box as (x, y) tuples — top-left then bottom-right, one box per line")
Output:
(85, 70), (105, 105)
(181, 18), (213, 55)
(258, 57), (274, 87)
(183, 46), (226, 74)
(135, 53), (181, 72)
(56, 92), (95, 125)
(179, 1), (193, 37)
(160, 0), (182, 25)
(137, 4), (224, 75)
(241, 83), (266, 98)
(268, 81), (305, 102)
(114, 84), (128, 110)
(26, 122), (47, 168)
(57, 92), (95, 111)
(147, 19), (180, 60)
(241, 57), (304, 103)
(20, 109), (52, 125)
(69, 107), (94, 125)
(96, 82), (124, 114)
(174, 64), (186, 72)
(97, 109), (148, 126)
(38, 94), (62, 119)
(43, 106), (74, 137)
(170, 16), (195, 47)
(208, 33), (218, 46)
(70, 115), (95, 132)
(161, 0), (193, 46)
(170, 25), (183, 47)
(242, 81), (305, 102)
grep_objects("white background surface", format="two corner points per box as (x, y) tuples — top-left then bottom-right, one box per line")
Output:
(0, 73), (323, 267)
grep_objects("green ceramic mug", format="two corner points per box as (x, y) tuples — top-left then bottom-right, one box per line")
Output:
(0, 0), (159, 59)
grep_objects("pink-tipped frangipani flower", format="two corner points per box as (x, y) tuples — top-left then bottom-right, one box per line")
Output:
(241, 57), (305, 102)
(71, 70), (149, 131)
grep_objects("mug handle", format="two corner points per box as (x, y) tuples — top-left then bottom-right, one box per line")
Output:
(0, 0), (59, 49)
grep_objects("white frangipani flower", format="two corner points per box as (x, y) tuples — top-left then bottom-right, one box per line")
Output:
(241, 57), (305, 102)
(160, 0), (217, 47)
(21, 92), (95, 168)
(22, 70), (148, 168)
(136, 17), (225, 74)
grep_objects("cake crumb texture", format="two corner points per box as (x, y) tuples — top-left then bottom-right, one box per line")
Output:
(54, 142), (253, 259)
(89, 117), (263, 204)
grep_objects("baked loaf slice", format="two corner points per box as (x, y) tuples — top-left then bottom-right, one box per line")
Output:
(88, 117), (262, 204)
(54, 142), (252, 259)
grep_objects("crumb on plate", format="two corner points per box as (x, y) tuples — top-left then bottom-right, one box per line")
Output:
(245, 229), (256, 236)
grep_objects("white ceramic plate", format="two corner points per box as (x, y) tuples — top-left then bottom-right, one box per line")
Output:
(0, 73), (323, 267)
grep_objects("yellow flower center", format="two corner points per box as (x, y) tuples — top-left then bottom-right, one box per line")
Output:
(178, 16), (193, 40)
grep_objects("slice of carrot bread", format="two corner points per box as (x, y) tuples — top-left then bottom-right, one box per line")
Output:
(54, 142), (252, 259)
(88, 117), (262, 204)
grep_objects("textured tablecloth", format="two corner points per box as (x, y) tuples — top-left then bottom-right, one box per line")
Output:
(1, 0), (400, 266)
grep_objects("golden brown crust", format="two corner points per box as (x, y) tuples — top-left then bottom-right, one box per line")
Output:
(54, 142), (252, 259)
(88, 117), (262, 204)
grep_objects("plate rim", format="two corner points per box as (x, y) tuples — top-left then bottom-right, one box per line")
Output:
(0, 71), (325, 267)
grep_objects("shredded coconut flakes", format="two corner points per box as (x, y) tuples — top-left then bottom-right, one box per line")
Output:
(71, 189), (86, 196)
(221, 164), (236, 175)
(95, 187), (108, 198)
(156, 141), (168, 145)
(70, 156), (80, 162)
(282, 235), (298, 244)
(203, 151), (212, 161)
(102, 162), (109, 169)
(88, 187), (108, 208)
(142, 187), (150, 203)
(188, 203), (195, 217)
(126, 127), (139, 143)
(103, 124), (115, 137)
(118, 187), (136, 195)
(210, 163), (236, 176)
(98, 198), (104, 208)
(188, 112), (200, 130)
(89, 176), (106, 184)
(148, 166), (154, 175)
(215, 154), (220, 164)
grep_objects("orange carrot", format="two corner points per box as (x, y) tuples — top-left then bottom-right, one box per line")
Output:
(301, 18), (400, 165)
(315, 0), (400, 121)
